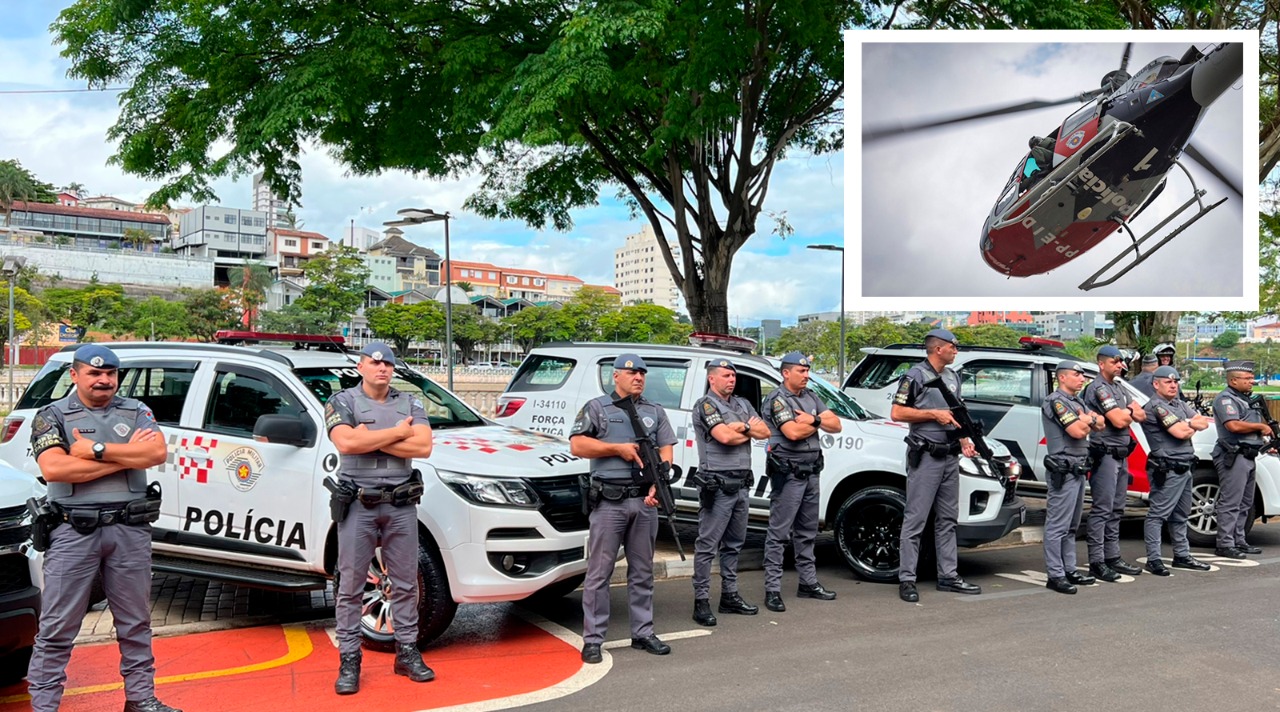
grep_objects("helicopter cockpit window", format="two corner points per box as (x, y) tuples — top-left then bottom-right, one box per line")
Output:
(1062, 100), (1098, 134)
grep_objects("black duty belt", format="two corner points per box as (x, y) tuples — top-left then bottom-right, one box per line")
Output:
(593, 481), (649, 500)
(700, 469), (752, 480)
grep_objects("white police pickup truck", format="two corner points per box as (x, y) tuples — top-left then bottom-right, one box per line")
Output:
(494, 337), (1026, 583)
(0, 333), (589, 648)
(0, 460), (43, 684)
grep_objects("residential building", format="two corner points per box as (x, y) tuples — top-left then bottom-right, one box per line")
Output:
(450, 260), (503, 297)
(367, 231), (442, 293)
(268, 228), (329, 279)
(343, 225), (383, 252)
(252, 172), (292, 229)
(55, 192), (80, 207)
(968, 311), (1034, 327)
(1251, 320), (1280, 341)
(499, 267), (548, 301)
(614, 223), (682, 311)
(80, 195), (139, 212)
(175, 206), (273, 284)
(3, 200), (170, 249)
(543, 273), (584, 303)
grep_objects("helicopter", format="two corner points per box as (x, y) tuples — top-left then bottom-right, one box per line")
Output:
(864, 42), (1243, 292)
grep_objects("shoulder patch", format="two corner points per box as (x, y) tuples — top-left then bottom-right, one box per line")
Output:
(1223, 400), (1238, 417)
(1156, 404), (1180, 429)
(32, 412), (52, 436)
(702, 401), (717, 417)
(1053, 400), (1067, 415)
(324, 402), (342, 429)
(893, 376), (913, 406)
(770, 395), (795, 424)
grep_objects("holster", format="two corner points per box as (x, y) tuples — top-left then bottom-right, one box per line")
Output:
(122, 482), (163, 525)
(694, 471), (720, 511)
(1044, 454), (1088, 490)
(905, 434), (959, 468)
(1147, 455), (1193, 488)
(578, 474), (594, 515)
(1087, 442), (1106, 476)
(1213, 442), (1240, 471)
(766, 451), (790, 492)
(25, 496), (57, 553)
(324, 476), (357, 522)
(389, 470), (424, 506)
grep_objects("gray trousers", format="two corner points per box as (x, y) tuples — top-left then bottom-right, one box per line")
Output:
(1086, 455), (1129, 563)
(335, 500), (420, 655)
(581, 496), (657, 645)
(1215, 455), (1257, 549)
(1145, 469), (1194, 560)
(692, 487), (750, 599)
(1044, 473), (1086, 578)
(28, 522), (155, 711)
(763, 474), (820, 592)
(899, 453), (959, 583)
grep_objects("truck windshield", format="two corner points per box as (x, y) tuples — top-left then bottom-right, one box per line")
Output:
(293, 366), (485, 429)
(806, 373), (870, 421)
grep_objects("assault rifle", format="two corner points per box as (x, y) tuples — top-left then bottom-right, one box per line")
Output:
(613, 395), (686, 560)
(923, 377), (996, 464)
(1248, 393), (1280, 453)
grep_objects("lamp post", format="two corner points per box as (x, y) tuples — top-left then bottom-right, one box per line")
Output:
(385, 208), (454, 390)
(806, 244), (845, 386)
(3, 255), (27, 409)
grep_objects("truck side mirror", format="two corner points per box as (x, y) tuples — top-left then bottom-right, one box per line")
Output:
(253, 414), (316, 447)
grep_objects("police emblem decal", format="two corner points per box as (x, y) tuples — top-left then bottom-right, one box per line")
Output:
(625, 360), (634, 368)
(372, 351), (383, 361)
(90, 356), (104, 367)
(1065, 130), (1085, 149)
(223, 446), (266, 492)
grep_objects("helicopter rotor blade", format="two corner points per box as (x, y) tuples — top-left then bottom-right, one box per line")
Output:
(863, 92), (1100, 143)
(1119, 42), (1133, 74)
(1182, 141), (1242, 197)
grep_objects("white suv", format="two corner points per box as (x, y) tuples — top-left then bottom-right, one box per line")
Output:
(843, 338), (1280, 547)
(0, 335), (589, 647)
(494, 341), (1026, 583)
(0, 460), (42, 685)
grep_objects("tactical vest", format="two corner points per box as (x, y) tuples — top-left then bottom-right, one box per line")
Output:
(1042, 391), (1090, 457)
(1141, 395), (1196, 459)
(587, 395), (666, 482)
(1214, 387), (1264, 446)
(338, 387), (415, 487)
(693, 393), (753, 471)
(1083, 377), (1133, 447)
(903, 362), (960, 444)
(48, 396), (148, 506)
(763, 388), (823, 464)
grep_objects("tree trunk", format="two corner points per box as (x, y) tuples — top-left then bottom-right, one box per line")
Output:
(679, 230), (736, 335)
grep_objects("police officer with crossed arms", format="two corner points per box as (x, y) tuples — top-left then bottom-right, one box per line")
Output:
(325, 343), (435, 694)
(761, 352), (841, 612)
(690, 357), (767, 626)
(891, 328), (981, 602)
(27, 345), (178, 712)
(1140, 365), (1212, 575)
(571, 354), (676, 664)
(1041, 361), (1103, 594)
(1210, 360), (1269, 559)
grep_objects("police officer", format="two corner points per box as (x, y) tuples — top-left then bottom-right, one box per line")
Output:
(690, 358), (767, 626)
(571, 354), (676, 664)
(326, 343), (434, 694)
(890, 328), (982, 602)
(1139, 365), (1212, 575)
(1130, 353), (1159, 398)
(1041, 361), (1103, 594)
(1080, 346), (1146, 581)
(27, 345), (178, 712)
(760, 352), (842, 612)
(1210, 360), (1269, 559)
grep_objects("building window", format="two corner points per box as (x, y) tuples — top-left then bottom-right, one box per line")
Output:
(241, 216), (253, 226)
(284, 239), (297, 248)
(488, 271), (496, 280)
(254, 217), (265, 227)
(224, 215), (236, 224)
(311, 241), (323, 250)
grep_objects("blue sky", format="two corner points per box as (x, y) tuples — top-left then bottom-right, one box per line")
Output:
(0, 2), (845, 326)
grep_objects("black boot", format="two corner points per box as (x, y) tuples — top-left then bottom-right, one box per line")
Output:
(718, 592), (759, 615)
(335, 652), (362, 695)
(764, 591), (785, 612)
(123, 698), (183, 712)
(1106, 557), (1142, 576)
(394, 643), (436, 682)
(693, 598), (718, 626)
(1089, 562), (1121, 582)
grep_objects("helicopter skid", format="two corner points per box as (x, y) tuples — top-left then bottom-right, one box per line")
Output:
(1077, 191), (1226, 291)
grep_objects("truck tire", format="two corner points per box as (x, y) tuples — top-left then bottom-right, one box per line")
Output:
(358, 536), (458, 651)
(834, 485), (918, 583)
(1187, 467), (1256, 549)
(0, 647), (31, 686)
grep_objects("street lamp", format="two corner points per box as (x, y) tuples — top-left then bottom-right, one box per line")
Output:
(3, 255), (27, 409)
(806, 244), (845, 387)
(385, 208), (454, 390)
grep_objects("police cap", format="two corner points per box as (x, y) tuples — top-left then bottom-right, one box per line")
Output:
(72, 344), (119, 370)
(1225, 360), (1255, 374)
(1055, 360), (1086, 375)
(708, 358), (736, 372)
(1096, 345), (1123, 360)
(1153, 365), (1180, 381)
(925, 328), (959, 346)
(359, 342), (397, 366)
(779, 351), (810, 367)
(613, 353), (648, 373)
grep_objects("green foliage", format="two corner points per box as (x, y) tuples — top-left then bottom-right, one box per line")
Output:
(366, 302), (446, 354)
(41, 283), (130, 342)
(121, 227), (153, 251)
(293, 245), (371, 331)
(179, 288), (239, 342)
(0, 283), (47, 357)
(774, 321), (839, 369)
(599, 303), (690, 345)
(125, 296), (190, 340)
(1211, 330), (1242, 350)
(0, 159), (56, 225)
(1110, 311), (1181, 355)
(951, 324), (1026, 348)
(503, 305), (573, 353)
(446, 305), (487, 365)
(558, 287), (623, 341)
(258, 303), (333, 335)
(227, 262), (272, 331)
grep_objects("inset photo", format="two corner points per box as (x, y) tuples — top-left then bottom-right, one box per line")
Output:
(847, 30), (1255, 309)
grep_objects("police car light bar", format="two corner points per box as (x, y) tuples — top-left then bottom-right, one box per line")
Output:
(1018, 336), (1065, 350)
(688, 332), (756, 353)
(215, 330), (346, 347)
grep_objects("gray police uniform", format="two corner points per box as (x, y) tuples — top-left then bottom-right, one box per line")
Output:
(1130, 371), (1156, 399)
(27, 393), (160, 711)
(1140, 395), (1199, 561)
(761, 387), (829, 592)
(1211, 387), (1263, 550)
(572, 394), (676, 645)
(1081, 376), (1134, 564)
(1041, 390), (1090, 579)
(893, 361), (962, 583)
(690, 391), (758, 600)
(325, 386), (430, 655)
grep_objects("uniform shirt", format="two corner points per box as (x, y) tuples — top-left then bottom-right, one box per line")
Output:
(761, 386), (829, 464)
(1042, 389), (1090, 457)
(1140, 394), (1197, 459)
(1130, 371), (1156, 399)
(692, 391), (759, 472)
(325, 385), (431, 486)
(31, 392), (159, 505)
(893, 360), (962, 444)
(1082, 375), (1134, 447)
(1213, 387), (1265, 447)
(570, 393), (676, 482)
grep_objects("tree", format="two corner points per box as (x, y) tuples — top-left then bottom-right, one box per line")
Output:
(951, 324), (1026, 348)
(126, 296), (191, 341)
(258, 303), (333, 334)
(0, 159), (56, 228)
(773, 321), (838, 367)
(41, 282), (130, 341)
(53, 2), (859, 334)
(1212, 330), (1242, 350)
(121, 227), (152, 251)
(61, 182), (86, 198)
(0, 283), (46, 363)
(454, 281), (474, 294)
(292, 245), (371, 331)
(1111, 311), (1181, 355)
(366, 302), (445, 354)
(443, 305), (486, 366)
(228, 262), (273, 330)
(502, 305), (571, 353)
(179, 288), (239, 342)
(558, 287), (622, 341)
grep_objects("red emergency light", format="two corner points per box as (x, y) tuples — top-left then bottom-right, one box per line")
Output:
(688, 332), (756, 353)
(1018, 336), (1065, 350)
(215, 330), (347, 347)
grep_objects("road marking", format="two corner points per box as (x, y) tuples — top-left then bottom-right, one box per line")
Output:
(959, 588), (1047, 601)
(1249, 556), (1280, 565)
(0, 624), (313, 705)
(1136, 556), (1233, 572)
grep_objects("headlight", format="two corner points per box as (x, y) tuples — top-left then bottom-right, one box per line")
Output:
(959, 456), (992, 477)
(437, 471), (541, 508)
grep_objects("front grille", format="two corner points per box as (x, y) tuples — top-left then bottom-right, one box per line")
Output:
(0, 554), (32, 595)
(527, 475), (588, 532)
(0, 504), (30, 548)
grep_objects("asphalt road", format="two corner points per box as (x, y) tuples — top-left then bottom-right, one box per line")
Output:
(516, 521), (1280, 712)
